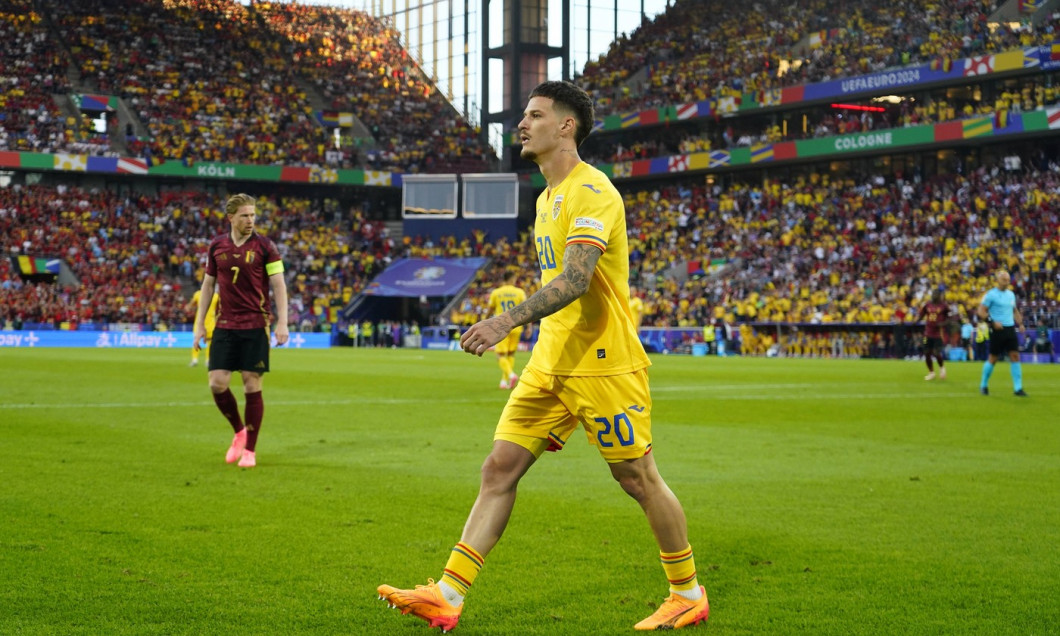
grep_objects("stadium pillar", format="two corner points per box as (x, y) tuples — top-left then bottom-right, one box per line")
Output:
(481, 0), (571, 171)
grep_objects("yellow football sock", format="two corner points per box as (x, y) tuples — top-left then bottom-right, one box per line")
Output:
(660, 545), (700, 595)
(440, 541), (484, 599)
(498, 356), (512, 378)
(191, 349), (200, 363)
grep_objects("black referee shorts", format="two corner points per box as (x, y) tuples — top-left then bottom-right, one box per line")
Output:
(988, 326), (1019, 357)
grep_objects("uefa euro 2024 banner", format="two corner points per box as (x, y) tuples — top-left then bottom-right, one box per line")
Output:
(0, 330), (331, 349)
(362, 258), (488, 297)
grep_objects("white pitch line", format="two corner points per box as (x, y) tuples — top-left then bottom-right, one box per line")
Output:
(1, 388), (1046, 410)
(0, 397), (483, 410)
(655, 391), (1000, 401)
(653, 383), (816, 392)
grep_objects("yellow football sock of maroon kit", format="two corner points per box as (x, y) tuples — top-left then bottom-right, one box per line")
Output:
(438, 542), (484, 605)
(660, 545), (702, 600)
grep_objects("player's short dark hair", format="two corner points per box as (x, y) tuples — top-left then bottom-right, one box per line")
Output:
(529, 81), (595, 147)
(225, 193), (256, 216)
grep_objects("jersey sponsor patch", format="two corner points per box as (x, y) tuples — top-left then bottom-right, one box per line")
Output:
(574, 216), (605, 232)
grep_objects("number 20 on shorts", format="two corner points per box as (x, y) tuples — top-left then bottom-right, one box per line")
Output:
(594, 413), (635, 447)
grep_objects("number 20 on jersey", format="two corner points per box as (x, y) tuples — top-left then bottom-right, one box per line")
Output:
(537, 236), (557, 271)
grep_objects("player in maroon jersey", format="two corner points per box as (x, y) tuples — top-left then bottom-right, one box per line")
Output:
(193, 193), (288, 468)
(915, 289), (950, 380)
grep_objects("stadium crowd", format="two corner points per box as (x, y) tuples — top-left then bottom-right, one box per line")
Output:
(47, 0), (342, 167)
(0, 0), (490, 172)
(249, 1), (494, 174)
(0, 1), (99, 156)
(582, 83), (1060, 166)
(578, 0), (1060, 116)
(451, 165), (1060, 339)
(7, 0), (493, 173)
(2, 0), (1060, 361)
(0, 185), (393, 329)
(7, 0), (1060, 175)
(3, 160), (1058, 358)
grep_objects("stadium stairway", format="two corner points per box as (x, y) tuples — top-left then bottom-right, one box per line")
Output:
(114, 99), (149, 145)
(993, 0), (1060, 23)
(52, 94), (83, 132)
(383, 220), (403, 246)
(64, 58), (90, 93)
(293, 75), (374, 157)
(294, 75), (330, 115)
(176, 272), (199, 302)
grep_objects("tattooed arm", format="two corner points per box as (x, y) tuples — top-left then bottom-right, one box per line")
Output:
(508, 243), (600, 326)
(460, 243), (602, 356)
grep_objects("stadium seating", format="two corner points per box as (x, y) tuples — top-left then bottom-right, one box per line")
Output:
(3, 0), (1060, 353)
(246, 1), (494, 173)
(579, 0), (1060, 116)
(583, 85), (1060, 166)
(6, 159), (1056, 340)
(30, 0), (493, 172)
(0, 1), (85, 155)
(46, 0), (334, 166)
(449, 169), (1060, 340)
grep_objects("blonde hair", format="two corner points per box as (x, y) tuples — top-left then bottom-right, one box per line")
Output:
(225, 193), (256, 216)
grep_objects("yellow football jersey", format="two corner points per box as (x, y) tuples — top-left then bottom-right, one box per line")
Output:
(527, 162), (649, 376)
(192, 289), (220, 331)
(629, 295), (644, 328)
(489, 284), (526, 317)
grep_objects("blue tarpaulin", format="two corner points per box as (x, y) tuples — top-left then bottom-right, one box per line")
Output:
(361, 258), (487, 297)
(341, 257), (489, 323)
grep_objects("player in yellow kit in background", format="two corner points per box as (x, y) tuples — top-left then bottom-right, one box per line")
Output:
(488, 270), (527, 389)
(629, 284), (645, 342)
(186, 288), (219, 367)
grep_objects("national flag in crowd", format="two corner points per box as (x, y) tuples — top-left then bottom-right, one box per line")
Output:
(117, 158), (149, 174)
(995, 110), (1008, 130)
(930, 57), (952, 72)
(320, 111), (340, 127)
(1019, 0), (1046, 13)
(53, 153), (87, 171)
(13, 256), (60, 275)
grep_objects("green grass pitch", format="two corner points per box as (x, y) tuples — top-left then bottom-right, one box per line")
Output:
(1, 348), (1057, 635)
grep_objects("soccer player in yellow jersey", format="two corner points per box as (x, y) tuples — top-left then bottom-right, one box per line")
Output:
(488, 270), (527, 389)
(629, 284), (645, 330)
(378, 81), (709, 632)
(185, 289), (218, 367)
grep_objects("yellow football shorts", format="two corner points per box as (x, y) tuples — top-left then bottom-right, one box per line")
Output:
(493, 326), (523, 355)
(495, 366), (653, 463)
